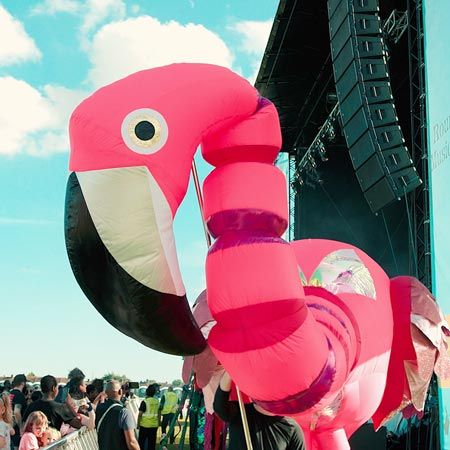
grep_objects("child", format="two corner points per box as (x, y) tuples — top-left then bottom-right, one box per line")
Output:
(19, 411), (48, 450)
(0, 393), (14, 450)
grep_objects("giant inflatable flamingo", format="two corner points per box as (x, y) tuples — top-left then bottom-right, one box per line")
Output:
(65, 64), (449, 449)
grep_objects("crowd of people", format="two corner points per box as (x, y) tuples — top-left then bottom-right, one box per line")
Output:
(1, 369), (306, 450)
(0, 369), (180, 450)
(0, 370), (100, 450)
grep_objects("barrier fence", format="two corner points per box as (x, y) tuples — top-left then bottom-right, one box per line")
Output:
(41, 427), (98, 450)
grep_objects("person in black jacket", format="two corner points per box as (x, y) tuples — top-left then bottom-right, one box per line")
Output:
(213, 371), (306, 450)
(95, 380), (140, 450)
(23, 375), (81, 432)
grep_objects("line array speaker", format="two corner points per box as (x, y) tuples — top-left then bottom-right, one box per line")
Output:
(327, 0), (421, 212)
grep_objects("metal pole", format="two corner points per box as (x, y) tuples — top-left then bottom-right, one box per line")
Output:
(236, 386), (254, 450)
(191, 159), (212, 248)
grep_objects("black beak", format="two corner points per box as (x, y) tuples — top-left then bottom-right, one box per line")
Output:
(64, 172), (206, 355)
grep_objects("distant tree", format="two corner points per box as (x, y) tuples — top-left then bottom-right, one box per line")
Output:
(172, 379), (183, 387)
(27, 372), (36, 382)
(102, 373), (128, 383)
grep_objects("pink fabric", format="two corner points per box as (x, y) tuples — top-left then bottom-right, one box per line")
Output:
(289, 240), (392, 444)
(201, 99), (281, 166)
(203, 162), (288, 235)
(192, 290), (213, 328)
(18, 433), (39, 450)
(373, 276), (450, 428)
(182, 290), (219, 388)
(204, 413), (213, 450)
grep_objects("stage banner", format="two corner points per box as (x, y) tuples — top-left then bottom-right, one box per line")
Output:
(424, 1), (450, 448)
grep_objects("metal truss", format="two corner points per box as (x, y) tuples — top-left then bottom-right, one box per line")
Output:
(407, 0), (432, 290)
(288, 154), (297, 241)
(405, 3), (437, 449)
(383, 9), (409, 45)
(292, 103), (339, 186)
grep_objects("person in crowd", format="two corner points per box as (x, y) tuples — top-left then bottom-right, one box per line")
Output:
(86, 379), (106, 409)
(10, 374), (28, 450)
(68, 373), (87, 407)
(23, 375), (82, 434)
(18, 411), (48, 450)
(137, 384), (161, 450)
(0, 381), (11, 395)
(55, 368), (85, 403)
(160, 385), (178, 444)
(45, 426), (61, 444)
(60, 370), (95, 430)
(0, 393), (14, 450)
(214, 371), (306, 450)
(95, 380), (140, 450)
(30, 392), (42, 403)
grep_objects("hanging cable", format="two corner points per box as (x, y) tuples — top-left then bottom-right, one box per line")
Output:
(381, 211), (400, 275)
(319, 183), (361, 246)
(403, 187), (418, 277)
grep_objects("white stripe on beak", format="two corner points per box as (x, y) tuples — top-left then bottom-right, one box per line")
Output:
(77, 166), (185, 296)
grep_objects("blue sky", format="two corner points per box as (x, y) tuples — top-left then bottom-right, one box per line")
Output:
(0, 0), (278, 382)
(424, 0), (450, 446)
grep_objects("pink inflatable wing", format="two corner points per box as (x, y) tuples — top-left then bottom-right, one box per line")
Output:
(182, 290), (218, 388)
(373, 276), (450, 428)
(65, 64), (266, 355)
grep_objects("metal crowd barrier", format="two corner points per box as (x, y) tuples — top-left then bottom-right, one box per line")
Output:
(125, 396), (141, 423)
(41, 427), (98, 450)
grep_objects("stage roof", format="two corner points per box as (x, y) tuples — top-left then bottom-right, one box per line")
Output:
(255, 0), (411, 155)
(255, 0), (334, 155)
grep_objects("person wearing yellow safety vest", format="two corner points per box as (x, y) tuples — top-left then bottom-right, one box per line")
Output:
(137, 384), (160, 450)
(160, 386), (179, 444)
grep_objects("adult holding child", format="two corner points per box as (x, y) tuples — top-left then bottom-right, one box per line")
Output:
(23, 375), (82, 434)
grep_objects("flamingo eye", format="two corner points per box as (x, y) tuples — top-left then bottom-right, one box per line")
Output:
(121, 108), (168, 154)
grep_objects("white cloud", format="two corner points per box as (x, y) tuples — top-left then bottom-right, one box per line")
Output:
(0, 5), (41, 66)
(81, 0), (126, 36)
(86, 16), (233, 87)
(29, 0), (126, 45)
(229, 19), (273, 83)
(130, 4), (140, 14)
(30, 0), (80, 15)
(43, 84), (90, 130)
(230, 19), (273, 55)
(0, 77), (88, 156)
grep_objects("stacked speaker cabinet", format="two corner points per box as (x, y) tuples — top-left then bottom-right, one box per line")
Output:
(327, 0), (421, 212)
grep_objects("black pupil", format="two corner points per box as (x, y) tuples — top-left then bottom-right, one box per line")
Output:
(135, 121), (155, 141)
